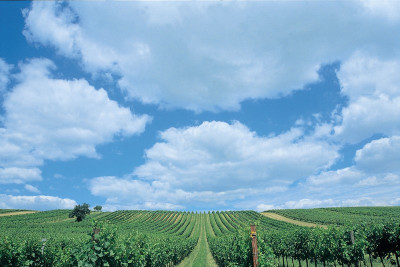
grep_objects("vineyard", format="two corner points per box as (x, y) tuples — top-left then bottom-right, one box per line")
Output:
(270, 207), (400, 226)
(0, 207), (399, 266)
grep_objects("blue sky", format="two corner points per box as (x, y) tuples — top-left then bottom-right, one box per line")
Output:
(0, 1), (399, 211)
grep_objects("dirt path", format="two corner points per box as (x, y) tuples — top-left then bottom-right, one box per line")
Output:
(262, 212), (327, 229)
(0, 211), (38, 217)
(177, 214), (217, 267)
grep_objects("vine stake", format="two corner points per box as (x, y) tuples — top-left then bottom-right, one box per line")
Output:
(251, 224), (258, 267)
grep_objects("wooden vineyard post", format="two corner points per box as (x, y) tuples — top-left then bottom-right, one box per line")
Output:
(349, 230), (359, 267)
(251, 224), (258, 267)
(349, 230), (355, 244)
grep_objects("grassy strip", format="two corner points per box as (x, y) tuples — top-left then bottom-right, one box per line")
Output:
(262, 212), (327, 229)
(0, 211), (38, 217)
(176, 214), (217, 267)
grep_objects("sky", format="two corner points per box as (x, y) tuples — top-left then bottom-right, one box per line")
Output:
(0, 1), (399, 211)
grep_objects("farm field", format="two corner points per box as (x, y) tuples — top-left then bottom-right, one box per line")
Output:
(269, 206), (400, 226)
(0, 207), (399, 266)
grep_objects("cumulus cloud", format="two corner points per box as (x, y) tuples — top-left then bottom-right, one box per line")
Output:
(302, 151), (400, 204)
(90, 175), (287, 210)
(0, 167), (42, 184)
(355, 136), (400, 173)
(23, 3), (81, 58)
(256, 204), (275, 212)
(0, 194), (77, 210)
(283, 197), (396, 209)
(304, 165), (399, 196)
(285, 199), (335, 209)
(306, 167), (363, 187)
(356, 174), (400, 187)
(335, 53), (400, 144)
(23, 2), (148, 77)
(136, 121), (338, 192)
(135, 121), (338, 191)
(101, 202), (184, 212)
(298, 52), (400, 207)
(89, 121), (338, 209)
(22, 1), (400, 112)
(0, 58), (150, 174)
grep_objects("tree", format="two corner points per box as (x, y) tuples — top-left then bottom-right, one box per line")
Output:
(69, 203), (90, 222)
(94, 205), (102, 212)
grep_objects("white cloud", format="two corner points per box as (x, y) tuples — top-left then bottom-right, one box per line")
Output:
(284, 197), (397, 209)
(22, 3), (81, 58)
(356, 174), (400, 187)
(0, 130), (42, 167)
(101, 202), (184, 212)
(88, 118), (400, 209)
(24, 184), (40, 194)
(90, 176), (159, 203)
(256, 204), (275, 212)
(304, 161), (400, 192)
(89, 121), (338, 209)
(355, 136), (400, 173)
(306, 167), (363, 187)
(135, 121), (338, 191)
(0, 167), (42, 184)
(302, 163), (400, 204)
(23, 2), (148, 75)
(23, 1), (400, 112)
(340, 197), (390, 207)
(89, 175), (287, 210)
(285, 198), (335, 209)
(338, 52), (400, 99)
(0, 194), (77, 210)
(0, 58), (150, 168)
(335, 53), (400, 144)
(305, 52), (400, 206)
(0, 58), (11, 92)
(89, 176), (187, 210)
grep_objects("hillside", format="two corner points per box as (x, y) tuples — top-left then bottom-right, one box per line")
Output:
(268, 206), (400, 225)
(0, 207), (399, 266)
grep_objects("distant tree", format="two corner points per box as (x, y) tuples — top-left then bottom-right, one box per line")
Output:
(94, 205), (102, 212)
(69, 203), (90, 222)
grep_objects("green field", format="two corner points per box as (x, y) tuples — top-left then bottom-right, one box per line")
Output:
(269, 206), (400, 226)
(0, 207), (399, 266)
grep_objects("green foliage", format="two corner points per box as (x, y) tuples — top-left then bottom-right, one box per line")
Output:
(209, 228), (275, 267)
(209, 230), (253, 266)
(0, 210), (200, 266)
(69, 203), (91, 222)
(1, 208), (399, 266)
(271, 206), (400, 226)
(74, 222), (119, 266)
(93, 206), (102, 212)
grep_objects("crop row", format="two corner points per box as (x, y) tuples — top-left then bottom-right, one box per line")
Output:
(1, 208), (399, 266)
(0, 210), (202, 266)
(0, 222), (197, 266)
(270, 206), (400, 226)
